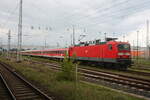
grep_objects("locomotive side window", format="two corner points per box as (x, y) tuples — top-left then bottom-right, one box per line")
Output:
(118, 44), (130, 51)
(108, 44), (112, 50)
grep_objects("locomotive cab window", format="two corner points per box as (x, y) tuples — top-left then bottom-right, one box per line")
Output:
(118, 44), (130, 51)
(108, 44), (113, 50)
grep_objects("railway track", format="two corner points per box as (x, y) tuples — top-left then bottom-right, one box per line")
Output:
(0, 62), (53, 100)
(32, 61), (150, 98)
(1, 59), (150, 98)
(0, 74), (14, 100)
(28, 58), (150, 76)
(79, 68), (150, 90)
(133, 66), (150, 71)
(127, 70), (150, 76)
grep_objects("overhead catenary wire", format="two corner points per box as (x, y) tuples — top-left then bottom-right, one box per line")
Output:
(4, 1), (149, 32)
(1, 0), (150, 48)
(20, 0), (150, 44)
(20, 0), (150, 42)
(26, 0), (132, 27)
(75, 1), (150, 39)
(76, 0), (150, 28)
(30, 0), (150, 37)
(2, 0), (150, 32)
(52, 0), (150, 27)
(57, 0), (130, 22)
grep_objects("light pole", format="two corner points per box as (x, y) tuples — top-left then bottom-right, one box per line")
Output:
(123, 35), (125, 42)
(104, 33), (107, 41)
(113, 32), (115, 38)
(7, 30), (11, 59)
(57, 42), (59, 48)
(132, 40), (135, 59)
(72, 25), (75, 46)
(59, 36), (64, 48)
(0, 38), (3, 56)
(44, 36), (47, 49)
(146, 20), (150, 60)
(17, 0), (23, 62)
(137, 31), (139, 63)
(99, 32), (101, 38)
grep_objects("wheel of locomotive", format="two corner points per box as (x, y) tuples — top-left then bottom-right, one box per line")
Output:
(117, 64), (127, 71)
(111, 63), (116, 69)
(113, 64), (121, 70)
(90, 61), (97, 67)
(97, 62), (104, 67)
(104, 63), (113, 69)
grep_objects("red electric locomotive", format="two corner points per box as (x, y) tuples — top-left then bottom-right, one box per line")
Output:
(22, 38), (131, 70)
(69, 40), (131, 69)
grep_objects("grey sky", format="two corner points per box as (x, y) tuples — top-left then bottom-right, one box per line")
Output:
(0, 0), (150, 47)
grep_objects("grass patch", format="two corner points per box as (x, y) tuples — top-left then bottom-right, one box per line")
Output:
(133, 58), (150, 67)
(24, 55), (59, 64)
(0, 57), (146, 100)
(9, 55), (150, 80)
(57, 55), (77, 81)
(131, 58), (150, 73)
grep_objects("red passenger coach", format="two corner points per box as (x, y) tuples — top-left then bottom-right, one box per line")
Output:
(42, 48), (68, 58)
(22, 48), (68, 59)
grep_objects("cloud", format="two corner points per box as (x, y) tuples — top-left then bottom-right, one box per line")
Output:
(117, 8), (150, 47)
(0, 0), (150, 48)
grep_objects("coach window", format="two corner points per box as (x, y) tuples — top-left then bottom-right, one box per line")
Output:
(108, 44), (113, 50)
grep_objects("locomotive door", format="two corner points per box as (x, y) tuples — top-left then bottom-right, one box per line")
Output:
(101, 46), (104, 62)
(100, 45), (104, 62)
(107, 44), (114, 58)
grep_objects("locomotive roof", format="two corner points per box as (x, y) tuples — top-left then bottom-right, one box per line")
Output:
(43, 48), (68, 51)
(75, 40), (129, 47)
(107, 41), (129, 44)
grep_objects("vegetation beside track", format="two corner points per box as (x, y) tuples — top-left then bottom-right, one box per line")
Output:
(132, 58), (150, 67)
(57, 55), (76, 81)
(21, 55), (150, 80)
(0, 57), (146, 100)
(131, 58), (150, 70)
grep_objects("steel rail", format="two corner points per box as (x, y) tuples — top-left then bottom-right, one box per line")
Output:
(35, 61), (150, 91)
(0, 62), (53, 100)
(0, 74), (16, 100)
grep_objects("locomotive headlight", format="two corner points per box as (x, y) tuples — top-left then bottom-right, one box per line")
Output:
(125, 53), (130, 55)
(118, 53), (124, 55)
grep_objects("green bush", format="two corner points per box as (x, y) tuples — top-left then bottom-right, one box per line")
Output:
(57, 54), (76, 81)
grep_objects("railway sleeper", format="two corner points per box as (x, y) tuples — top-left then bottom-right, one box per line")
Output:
(15, 90), (35, 94)
(17, 95), (40, 100)
(83, 73), (150, 91)
(16, 92), (37, 97)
